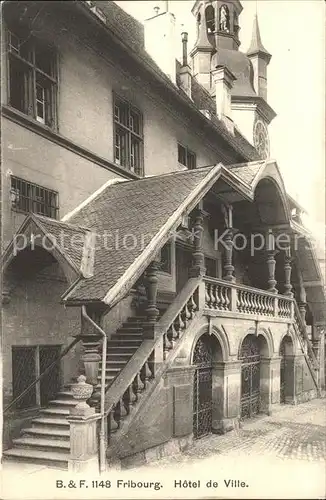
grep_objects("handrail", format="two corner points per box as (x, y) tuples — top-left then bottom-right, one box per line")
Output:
(4, 336), (81, 413)
(103, 277), (202, 418)
(203, 276), (292, 300)
(81, 306), (107, 474)
(293, 301), (318, 368)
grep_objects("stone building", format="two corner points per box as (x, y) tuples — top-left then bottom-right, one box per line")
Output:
(1, 0), (325, 471)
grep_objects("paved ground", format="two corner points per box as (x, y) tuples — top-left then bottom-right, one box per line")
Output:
(1, 399), (326, 500)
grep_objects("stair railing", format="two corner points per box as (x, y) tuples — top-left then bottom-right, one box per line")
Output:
(81, 305), (107, 474)
(103, 276), (202, 448)
(293, 300), (320, 395)
(4, 336), (81, 414)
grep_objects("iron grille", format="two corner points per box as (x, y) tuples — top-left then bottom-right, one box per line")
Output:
(193, 335), (213, 438)
(11, 176), (59, 219)
(240, 335), (261, 419)
(12, 346), (36, 409)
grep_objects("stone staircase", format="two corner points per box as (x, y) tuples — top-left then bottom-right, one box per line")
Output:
(3, 314), (149, 469)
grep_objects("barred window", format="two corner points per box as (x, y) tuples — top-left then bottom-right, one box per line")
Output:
(178, 143), (196, 170)
(114, 96), (143, 176)
(11, 176), (59, 219)
(6, 24), (57, 128)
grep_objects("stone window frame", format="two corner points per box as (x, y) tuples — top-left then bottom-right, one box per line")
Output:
(5, 24), (58, 129)
(113, 94), (144, 176)
(178, 143), (196, 170)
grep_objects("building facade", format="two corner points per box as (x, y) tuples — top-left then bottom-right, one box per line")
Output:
(1, 0), (325, 471)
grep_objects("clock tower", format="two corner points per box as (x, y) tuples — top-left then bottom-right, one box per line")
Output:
(231, 13), (276, 158)
(189, 1), (276, 159)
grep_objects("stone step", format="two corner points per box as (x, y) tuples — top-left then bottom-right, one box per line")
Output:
(40, 407), (70, 416)
(32, 417), (70, 428)
(12, 436), (70, 452)
(117, 326), (143, 334)
(99, 360), (127, 367)
(106, 345), (138, 352)
(56, 391), (74, 399)
(3, 448), (69, 469)
(48, 399), (78, 407)
(22, 426), (70, 440)
(110, 334), (143, 341)
(106, 353), (134, 360)
(108, 340), (142, 347)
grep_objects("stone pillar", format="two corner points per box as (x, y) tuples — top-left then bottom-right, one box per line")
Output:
(266, 250), (277, 294)
(189, 209), (206, 277)
(212, 360), (241, 434)
(68, 375), (100, 473)
(283, 254), (294, 297)
(143, 259), (160, 339)
(223, 229), (236, 283)
(259, 357), (280, 414)
(297, 272), (307, 324)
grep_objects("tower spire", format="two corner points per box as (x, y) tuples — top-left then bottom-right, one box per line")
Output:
(247, 14), (271, 61)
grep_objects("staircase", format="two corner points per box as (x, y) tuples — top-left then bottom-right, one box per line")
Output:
(3, 314), (149, 469)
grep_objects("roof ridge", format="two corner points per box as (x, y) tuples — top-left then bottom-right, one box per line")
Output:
(33, 213), (90, 232)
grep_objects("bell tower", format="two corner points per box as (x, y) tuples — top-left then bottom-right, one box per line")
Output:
(191, 0), (243, 52)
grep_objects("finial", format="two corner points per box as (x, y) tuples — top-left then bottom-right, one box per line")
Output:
(181, 31), (189, 67)
(154, 6), (160, 16)
(247, 13), (271, 61)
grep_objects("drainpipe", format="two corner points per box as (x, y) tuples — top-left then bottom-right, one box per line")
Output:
(81, 305), (107, 474)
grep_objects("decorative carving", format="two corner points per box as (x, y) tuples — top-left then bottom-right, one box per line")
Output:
(283, 254), (293, 297)
(219, 5), (230, 32)
(223, 228), (236, 282)
(71, 375), (94, 416)
(144, 260), (160, 325)
(190, 209), (205, 277)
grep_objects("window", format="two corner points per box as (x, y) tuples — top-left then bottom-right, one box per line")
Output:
(12, 345), (61, 409)
(178, 143), (196, 170)
(114, 96), (143, 175)
(6, 25), (57, 128)
(11, 176), (59, 219)
(160, 242), (172, 274)
(205, 257), (218, 278)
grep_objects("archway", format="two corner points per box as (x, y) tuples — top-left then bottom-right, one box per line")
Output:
(279, 335), (295, 404)
(239, 333), (269, 419)
(192, 333), (223, 438)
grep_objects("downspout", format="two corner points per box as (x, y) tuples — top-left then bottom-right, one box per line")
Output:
(81, 305), (107, 474)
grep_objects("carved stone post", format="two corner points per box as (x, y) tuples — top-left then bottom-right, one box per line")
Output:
(266, 251), (278, 294)
(223, 228), (236, 282)
(283, 253), (294, 297)
(143, 259), (160, 339)
(68, 375), (100, 473)
(189, 209), (206, 277)
(297, 271), (307, 324)
(80, 309), (103, 409)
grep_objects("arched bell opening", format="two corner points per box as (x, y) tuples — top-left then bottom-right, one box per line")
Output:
(239, 333), (269, 419)
(279, 335), (295, 404)
(192, 333), (223, 439)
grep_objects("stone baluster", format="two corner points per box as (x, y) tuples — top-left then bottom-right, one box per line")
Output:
(223, 228), (236, 282)
(284, 253), (294, 298)
(190, 208), (206, 277)
(266, 250), (278, 294)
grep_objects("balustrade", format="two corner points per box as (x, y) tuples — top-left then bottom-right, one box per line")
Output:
(203, 277), (293, 319)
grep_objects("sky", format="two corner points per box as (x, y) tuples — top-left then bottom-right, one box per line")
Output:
(115, 0), (325, 236)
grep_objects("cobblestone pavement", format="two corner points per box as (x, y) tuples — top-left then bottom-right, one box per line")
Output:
(1, 399), (325, 500)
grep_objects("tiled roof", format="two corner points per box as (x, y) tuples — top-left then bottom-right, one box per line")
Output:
(33, 214), (89, 272)
(228, 161), (265, 186)
(63, 167), (216, 302)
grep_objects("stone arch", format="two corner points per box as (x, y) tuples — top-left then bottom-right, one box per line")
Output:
(190, 324), (230, 365)
(205, 4), (215, 33)
(279, 331), (296, 356)
(238, 327), (274, 360)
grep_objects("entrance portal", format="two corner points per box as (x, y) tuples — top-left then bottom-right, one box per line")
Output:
(193, 334), (213, 438)
(240, 335), (260, 419)
(279, 335), (294, 404)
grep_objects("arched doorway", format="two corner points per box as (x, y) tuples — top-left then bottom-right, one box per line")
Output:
(279, 335), (294, 404)
(239, 334), (261, 419)
(192, 334), (213, 438)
